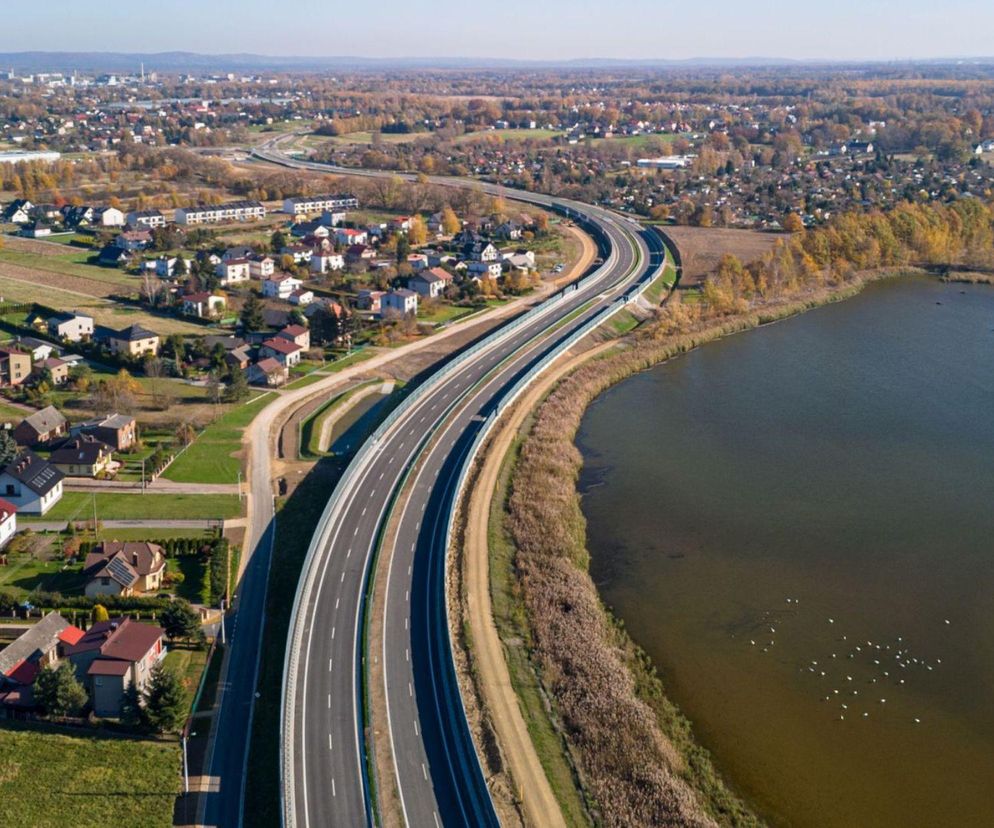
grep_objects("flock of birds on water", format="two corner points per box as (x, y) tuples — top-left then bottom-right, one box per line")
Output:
(739, 597), (946, 727)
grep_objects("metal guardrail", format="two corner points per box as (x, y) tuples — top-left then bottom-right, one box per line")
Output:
(280, 206), (622, 827)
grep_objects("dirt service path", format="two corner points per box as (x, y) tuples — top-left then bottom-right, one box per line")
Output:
(463, 339), (613, 828)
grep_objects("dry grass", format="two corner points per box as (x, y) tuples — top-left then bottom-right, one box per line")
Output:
(663, 226), (780, 286)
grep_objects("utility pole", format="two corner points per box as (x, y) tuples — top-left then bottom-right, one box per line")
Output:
(219, 598), (226, 645)
(182, 731), (189, 794)
(141, 458), (145, 494)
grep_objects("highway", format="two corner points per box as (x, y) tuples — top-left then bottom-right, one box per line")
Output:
(256, 142), (668, 827)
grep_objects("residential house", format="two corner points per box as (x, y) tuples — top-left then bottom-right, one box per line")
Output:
(356, 289), (386, 313)
(408, 269), (450, 299)
(277, 324), (310, 351)
(261, 273), (303, 300)
(15, 336), (57, 362)
(13, 406), (68, 446)
(282, 193), (359, 216)
(175, 200), (265, 225)
(83, 542), (166, 597)
(0, 613), (84, 710)
(97, 244), (132, 267)
(248, 254), (275, 279)
(466, 260), (503, 281)
(2, 199), (33, 224)
(503, 249), (536, 271)
(72, 414), (136, 451)
(105, 325), (159, 358)
(310, 251), (344, 274)
(61, 205), (95, 227)
(320, 209), (347, 227)
(289, 288), (315, 306)
(114, 229), (153, 251)
(19, 222), (52, 239)
(65, 618), (166, 717)
(281, 244), (313, 265)
(0, 451), (64, 515)
(181, 292), (226, 319)
(345, 244), (375, 266)
(93, 206), (125, 227)
(47, 311), (93, 342)
(247, 357), (287, 386)
(224, 345), (252, 372)
(215, 258), (250, 285)
(407, 253), (429, 271)
(154, 255), (189, 279)
(0, 497), (16, 549)
(259, 337), (303, 368)
(0, 348), (32, 388)
(380, 289), (419, 317)
(389, 216), (412, 233)
(50, 435), (114, 478)
(222, 246), (255, 262)
(335, 227), (368, 247)
(33, 358), (69, 386)
(290, 221), (329, 239)
(125, 209), (166, 229)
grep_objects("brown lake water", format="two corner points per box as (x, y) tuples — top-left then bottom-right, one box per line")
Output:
(576, 275), (994, 827)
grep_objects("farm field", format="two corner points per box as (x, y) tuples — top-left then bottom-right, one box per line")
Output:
(454, 128), (562, 143)
(0, 724), (180, 828)
(0, 274), (206, 336)
(21, 492), (243, 522)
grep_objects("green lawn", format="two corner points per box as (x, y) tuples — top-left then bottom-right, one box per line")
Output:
(299, 380), (379, 459)
(0, 247), (134, 288)
(23, 492), (242, 522)
(0, 552), (85, 597)
(167, 556), (209, 604)
(324, 350), (375, 372)
(163, 644), (210, 716)
(0, 400), (29, 423)
(0, 723), (180, 827)
(162, 393), (274, 484)
(284, 373), (326, 390)
(322, 130), (427, 145)
(418, 303), (477, 325)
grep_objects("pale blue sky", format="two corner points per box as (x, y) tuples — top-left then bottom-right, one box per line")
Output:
(1, 0), (991, 61)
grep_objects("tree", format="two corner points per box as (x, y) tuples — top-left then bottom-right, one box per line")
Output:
(159, 599), (203, 643)
(205, 371), (223, 406)
(143, 664), (185, 733)
(92, 603), (110, 622)
(35, 662), (88, 717)
(223, 369), (250, 403)
(120, 681), (147, 730)
(239, 293), (265, 331)
(271, 229), (287, 252)
(783, 213), (805, 233)
(408, 215), (427, 246)
(441, 205), (461, 235)
(0, 430), (17, 468)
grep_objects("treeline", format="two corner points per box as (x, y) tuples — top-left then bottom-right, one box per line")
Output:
(702, 198), (994, 314)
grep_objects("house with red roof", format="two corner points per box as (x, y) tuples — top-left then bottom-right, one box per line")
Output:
(0, 612), (84, 710)
(259, 337), (303, 368)
(277, 324), (310, 351)
(246, 357), (288, 387)
(64, 618), (165, 717)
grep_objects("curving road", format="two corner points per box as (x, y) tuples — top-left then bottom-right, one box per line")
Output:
(255, 141), (667, 827)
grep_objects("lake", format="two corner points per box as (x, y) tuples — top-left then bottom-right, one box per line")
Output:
(576, 275), (994, 827)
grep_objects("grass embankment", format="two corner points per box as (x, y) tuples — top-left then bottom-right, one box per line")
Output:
(488, 431), (592, 827)
(23, 492), (242, 522)
(298, 380), (379, 458)
(162, 393), (274, 484)
(0, 722), (180, 827)
(163, 644), (210, 716)
(499, 276), (900, 827)
(243, 459), (345, 827)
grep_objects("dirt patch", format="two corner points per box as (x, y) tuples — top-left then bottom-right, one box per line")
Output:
(0, 259), (122, 298)
(665, 226), (780, 286)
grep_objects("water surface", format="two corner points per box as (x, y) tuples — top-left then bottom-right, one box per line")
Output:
(577, 276), (994, 827)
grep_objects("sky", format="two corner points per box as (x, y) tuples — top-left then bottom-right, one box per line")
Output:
(1, 0), (992, 62)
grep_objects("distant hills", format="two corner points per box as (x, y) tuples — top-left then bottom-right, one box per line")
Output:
(2, 51), (994, 74)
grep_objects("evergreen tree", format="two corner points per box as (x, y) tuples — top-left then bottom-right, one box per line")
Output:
(0, 430), (17, 468)
(143, 664), (185, 733)
(35, 661), (88, 717)
(239, 293), (265, 331)
(222, 369), (250, 403)
(159, 599), (204, 644)
(120, 681), (147, 730)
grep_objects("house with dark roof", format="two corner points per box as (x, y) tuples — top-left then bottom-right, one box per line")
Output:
(0, 450), (64, 514)
(64, 618), (166, 717)
(83, 541), (166, 597)
(105, 325), (159, 358)
(47, 311), (94, 342)
(0, 612), (84, 710)
(49, 434), (114, 478)
(13, 405), (68, 447)
(72, 413), (136, 451)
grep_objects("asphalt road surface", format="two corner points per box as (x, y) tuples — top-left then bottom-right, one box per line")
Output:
(252, 141), (666, 827)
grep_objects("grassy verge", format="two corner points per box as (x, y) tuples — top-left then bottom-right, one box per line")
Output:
(163, 644), (210, 716)
(243, 458), (345, 827)
(22, 492), (243, 522)
(298, 380), (379, 459)
(162, 393), (274, 484)
(489, 432), (592, 827)
(0, 722), (180, 827)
